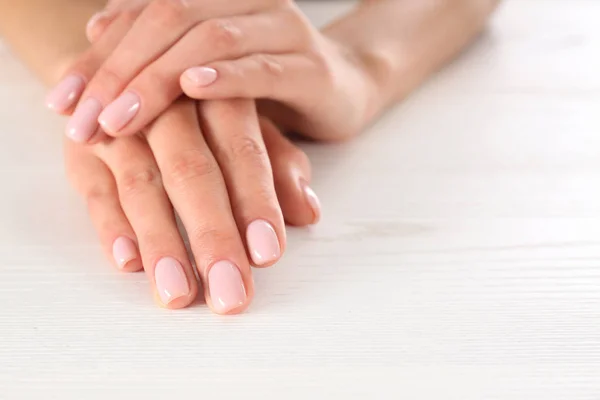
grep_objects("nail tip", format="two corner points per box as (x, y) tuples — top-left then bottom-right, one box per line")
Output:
(46, 102), (61, 112)
(214, 301), (247, 315)
(251, 251), (279, 266)
(97, 118), (113, 134)
(160, 293), (188, 306)
(155, 257), (191, 307)
(117, 257), (137, 270)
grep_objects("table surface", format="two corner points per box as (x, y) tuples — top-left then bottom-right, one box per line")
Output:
(1, 1), (600, 398)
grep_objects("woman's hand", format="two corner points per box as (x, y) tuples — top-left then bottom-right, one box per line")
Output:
(47, 0), (381, 143)
(66, 98), (320, 313)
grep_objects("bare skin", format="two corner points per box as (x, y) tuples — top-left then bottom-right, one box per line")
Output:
(0, 0), (500, 313)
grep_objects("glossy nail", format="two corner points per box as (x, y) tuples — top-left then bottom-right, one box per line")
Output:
(246, 220), (280, 265)
(208, 260), (247, 314)
(112, 236), (138, 269)
(86, 11), (111, 42)
(98, 91), (140, 133)
(46, 75), (86, 113)
(302, 181), (322, 224)
(155, 257), (190, 305)
(183, 67), (218, 87)
(66, 97), (102, 143)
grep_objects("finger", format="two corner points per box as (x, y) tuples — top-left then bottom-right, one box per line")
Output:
(64, 140), (143, 272)
(146, 100), (254, 315)
(96, 135), (199, 309)
(79, 0), (272, 129)
(197, 100), (286, 268)
(94, 10), (309, 136)
(86, 11), (117, 44)
(260, 118), (322, 226)
(46, 11), (141, 118)
(94, 0), (267, 99)
(87, 1), (150, 43)
(181, 53), (315, 104)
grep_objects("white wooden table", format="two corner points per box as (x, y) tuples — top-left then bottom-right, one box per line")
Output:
(1, 1), (599, 398)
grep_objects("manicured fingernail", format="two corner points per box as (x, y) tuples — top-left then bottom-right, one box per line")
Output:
(246, 220), (280, 265)
(112, 236), (138, 269)
(183, 67), (218, 87)
(302, 181), (322, 224)
(208, 260), (247, 314)
(98, 91), (140, 133)
(86, 11), (110, 41)
(155, 257), (190, 305)
(66, 97), (102, 143)
(46, 75), (86, 113)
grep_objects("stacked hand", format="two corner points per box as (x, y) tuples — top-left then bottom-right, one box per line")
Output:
(48, 0), (380, 142)
(46, 0), (380, 314)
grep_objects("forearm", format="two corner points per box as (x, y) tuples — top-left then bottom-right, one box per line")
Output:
(0, 0), (106, 84)
(324, 0), (500, 112)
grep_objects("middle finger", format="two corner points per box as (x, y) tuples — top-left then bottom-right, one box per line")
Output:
(96, 134), (199, 309)
(146, 100), (254, 315)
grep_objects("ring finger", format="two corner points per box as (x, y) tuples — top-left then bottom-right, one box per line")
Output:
(65, 140), (143, 272)
(198, 100), (286, 268)
(95, 135), (199, 309)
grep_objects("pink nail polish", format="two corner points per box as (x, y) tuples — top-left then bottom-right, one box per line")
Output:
(302, 182), (322, 224)
(208, 261), (247, 314)
(246, 220), (281, 265)
(66, 97), (103, 143)
(46, 75), (86, 113)
(154, 257), (190, 305)
(86, 11), (110, 41)
(112, 236), (138, 269)
(98, 91), (141, 134)
(183, 67), (218, 87)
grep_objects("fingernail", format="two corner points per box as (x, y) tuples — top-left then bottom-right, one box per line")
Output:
(183, 67), (218, 87)
(112, 236), (138, 269)
(46, 75), (86, 113)
(246, 220), (281, 265)
(98, 91), (141, 133)
(155, 257), (190, 305)
(208, 260), (247, 314)
(66, 97), (103, 143)
(302, 181), (322, 224)
(86, 11), (111, 41)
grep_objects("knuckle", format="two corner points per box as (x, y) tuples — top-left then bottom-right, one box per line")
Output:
(284, 9), (314, 47)
(289, 145), (310, 168)
(228, 136), (266, 162)
(83, 183), (115, 206)
(148, 0), (189, 27)
(119, 7), (143, 25)
(137, 231), (173, 255)
(118, 166), (162, 196)
(203, 19), (243, 53)
(164, 149), (218, 186)
(188, 226), (237, 250)
(274, 0), (294, 8)
(242, 181), (276, 207)
(309, 48), (336, 86)
(254, 54), (284, 77)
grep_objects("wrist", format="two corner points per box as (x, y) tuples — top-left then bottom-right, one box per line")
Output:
(326, 34), (396, 126)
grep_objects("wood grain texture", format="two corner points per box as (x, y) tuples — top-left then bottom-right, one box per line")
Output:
(1, 1), (599, 398)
